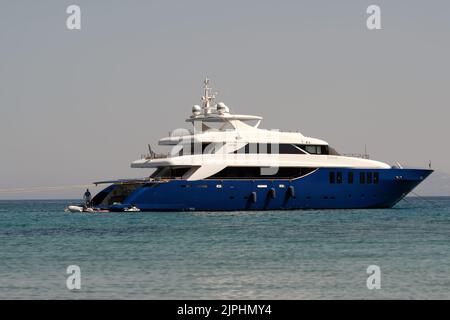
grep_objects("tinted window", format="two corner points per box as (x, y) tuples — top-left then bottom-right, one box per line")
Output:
(359, 172), (365, 184)
(297, 145), (329, 155)
(305, 145), (318, 154)
(151, 167), (191, 179)
(208, 167), (316, 179)
(367, 172), (373, 184)
(374, 172), (379, 184)
(202, 143), (218, 154)
(348, 172), (354, 184)
(278, 144), (305, 154)
(336, 172), (343, 184)
(230, 144), (329, 155)
(234, 143), (305, 155)
(329, 172), (335, 184)
(185, 142), (213, 155)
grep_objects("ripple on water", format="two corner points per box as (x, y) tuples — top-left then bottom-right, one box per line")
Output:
(0, 198), (449, 299)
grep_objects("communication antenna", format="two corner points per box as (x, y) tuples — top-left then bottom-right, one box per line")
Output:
(364, 144), (369, 159)
(201, 77), (218, 112)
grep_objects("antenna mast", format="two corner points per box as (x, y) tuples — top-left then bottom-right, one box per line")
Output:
(201, 77), (217, 113)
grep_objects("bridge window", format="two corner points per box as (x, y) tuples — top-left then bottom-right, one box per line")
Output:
(279, 144), (305, 154)
(298, 145), (329, 155)
(232, 143), (332, 155)
(305, 145), (319, 154)
(234, 143), (306, 155)
(189, 142), (333, 156)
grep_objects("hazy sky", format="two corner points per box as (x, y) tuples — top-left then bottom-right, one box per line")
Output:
(1, 1), (449, 199)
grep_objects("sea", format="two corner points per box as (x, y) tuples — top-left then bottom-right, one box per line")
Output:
(0, 197), (449, 299)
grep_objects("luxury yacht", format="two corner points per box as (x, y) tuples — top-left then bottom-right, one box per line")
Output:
(89, 79), (432, 211)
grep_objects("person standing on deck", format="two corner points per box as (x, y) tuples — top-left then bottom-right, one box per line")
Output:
(84, 188), (92, 207)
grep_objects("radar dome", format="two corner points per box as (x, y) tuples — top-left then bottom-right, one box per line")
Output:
(170, 128), (191, 137)
(216, 102), (230, 114)
(192, 105), (202, 116)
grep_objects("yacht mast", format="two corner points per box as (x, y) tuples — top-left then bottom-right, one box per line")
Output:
(201, 77), (217, 113)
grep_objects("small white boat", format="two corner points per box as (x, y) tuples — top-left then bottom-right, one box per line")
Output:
(65, 205), (111, 213)
(124, 206), (140, 212)
(65, 205), (84, 213)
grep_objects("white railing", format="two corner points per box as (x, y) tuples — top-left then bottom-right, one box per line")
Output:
(342, 153), (370, 159)
(140, 153), (172, 160)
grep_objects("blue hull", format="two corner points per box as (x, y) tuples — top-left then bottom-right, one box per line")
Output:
(93, 168), (432, 211)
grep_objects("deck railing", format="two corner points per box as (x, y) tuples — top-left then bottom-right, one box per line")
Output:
(141, 153), (172, 160)
(341, 153), (370, 159)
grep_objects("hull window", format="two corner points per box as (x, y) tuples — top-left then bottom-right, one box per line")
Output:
(329, 172), (335, 184)
(348, 172), (354, 184)
(374, 172), (379, 184)
(360, 172), (366, 184)
(336, 172), (343, 184)
(367, 172), (373, 184)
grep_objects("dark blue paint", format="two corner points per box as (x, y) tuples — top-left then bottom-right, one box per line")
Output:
(98, 168), (432, 211)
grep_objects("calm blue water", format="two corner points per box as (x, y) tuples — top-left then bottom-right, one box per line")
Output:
(0, 198), (449, 299)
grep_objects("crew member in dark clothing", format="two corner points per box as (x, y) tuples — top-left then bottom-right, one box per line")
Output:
(84, 188), (92, 207)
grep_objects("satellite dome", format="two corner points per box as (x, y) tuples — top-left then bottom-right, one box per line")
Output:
(216, 102), (229, 114)
(171, 128), (191, 137)
(192, 105), (202, 116)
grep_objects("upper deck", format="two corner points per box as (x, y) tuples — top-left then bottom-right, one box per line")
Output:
(130, 78), (389, 178)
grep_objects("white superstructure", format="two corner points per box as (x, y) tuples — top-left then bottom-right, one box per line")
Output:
(131, 78), (390, 181)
